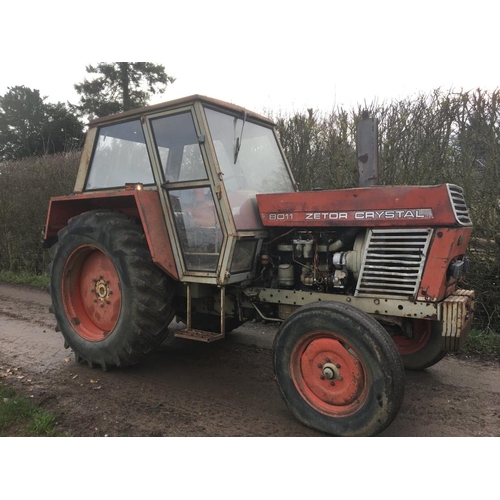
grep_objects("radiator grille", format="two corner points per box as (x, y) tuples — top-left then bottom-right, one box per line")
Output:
(355, 228), (433, 299)
(447, 184), (472, 226)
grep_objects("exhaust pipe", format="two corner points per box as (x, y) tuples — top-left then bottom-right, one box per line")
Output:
(357, 110), (379, 187)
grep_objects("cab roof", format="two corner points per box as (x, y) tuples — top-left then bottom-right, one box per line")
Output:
(88, 94), (275, 127)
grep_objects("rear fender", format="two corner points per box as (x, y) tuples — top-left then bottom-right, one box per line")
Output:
(44, 189), (179, 280)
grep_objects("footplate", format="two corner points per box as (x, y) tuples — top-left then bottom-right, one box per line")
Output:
(174, 328), (225, 343)
(440, 289), (475, 351)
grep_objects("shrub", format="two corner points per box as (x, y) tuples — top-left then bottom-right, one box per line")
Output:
(0, 151), (79, 274)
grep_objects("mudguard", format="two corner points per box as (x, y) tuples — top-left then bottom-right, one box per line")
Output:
(44, 189), (178, 280)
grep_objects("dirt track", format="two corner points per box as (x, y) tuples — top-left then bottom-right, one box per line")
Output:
(0, 282), (498, 437)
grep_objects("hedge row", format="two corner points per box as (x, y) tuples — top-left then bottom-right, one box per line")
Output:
(0, 152), (79, 274)
(0, 89), (498, 330)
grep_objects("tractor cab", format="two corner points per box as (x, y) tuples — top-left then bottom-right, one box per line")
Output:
(71, 95), (296, 285)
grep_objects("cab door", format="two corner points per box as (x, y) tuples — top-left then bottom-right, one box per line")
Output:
(143, 105), (228, 283)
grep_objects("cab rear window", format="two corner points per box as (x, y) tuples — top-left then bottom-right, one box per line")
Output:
(85, 119), (154, 190)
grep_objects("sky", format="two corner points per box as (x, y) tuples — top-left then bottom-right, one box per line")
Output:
(1, 0), (498, 118)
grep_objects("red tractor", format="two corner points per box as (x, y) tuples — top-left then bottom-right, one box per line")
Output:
(44, 95), (474, 436)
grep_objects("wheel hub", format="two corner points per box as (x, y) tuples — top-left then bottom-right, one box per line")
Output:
(322, 362), (340, 380)
(93, 277), (112, 306)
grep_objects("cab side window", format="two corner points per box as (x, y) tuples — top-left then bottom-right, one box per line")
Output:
(151, 112), (207, 183)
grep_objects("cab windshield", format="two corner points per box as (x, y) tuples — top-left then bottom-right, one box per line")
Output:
(204, 107), (295, 230)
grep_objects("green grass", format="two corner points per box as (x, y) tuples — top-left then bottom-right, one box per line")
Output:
(461, 328), (500, 359)
(0, 271), (49, 289)
(0, 383), (61, 436)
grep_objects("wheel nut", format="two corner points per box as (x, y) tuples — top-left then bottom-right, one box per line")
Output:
(336, 364), (341, 369)
(100, 303), (104, 308)
(330, 381), (335, 386)
(326, 358), (331, 363)
(320, 375), (325, 380)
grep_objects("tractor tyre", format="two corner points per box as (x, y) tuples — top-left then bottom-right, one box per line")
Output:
(392, 319), (447, 371)
(273, 301), (405, 437)
(48, 210), (175, 370)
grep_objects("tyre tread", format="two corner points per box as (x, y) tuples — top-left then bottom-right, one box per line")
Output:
(48, 210), (175, 369)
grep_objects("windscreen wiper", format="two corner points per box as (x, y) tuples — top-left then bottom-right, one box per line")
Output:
(234, 111), (247, 164)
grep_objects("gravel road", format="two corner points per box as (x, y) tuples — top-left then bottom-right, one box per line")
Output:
(0, 282), (498, 437)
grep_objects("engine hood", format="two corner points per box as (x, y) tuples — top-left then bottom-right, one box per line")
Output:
(256, 184), (471, 228)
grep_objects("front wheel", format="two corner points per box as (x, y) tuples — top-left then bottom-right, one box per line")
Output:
(48, 210), (176, 370)
(392, 319), (447, 371)
(273, 302), (405, 437)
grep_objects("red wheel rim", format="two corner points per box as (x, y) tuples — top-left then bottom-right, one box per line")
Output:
(290, 331), (368, 417)
(393, 320), (431, 355)
(61, 245), (122, 342)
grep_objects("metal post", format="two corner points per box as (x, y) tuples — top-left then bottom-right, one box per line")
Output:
(357, 110), (379, 187)
(186, 283), (191, 330)
(220, 286), (226, 335)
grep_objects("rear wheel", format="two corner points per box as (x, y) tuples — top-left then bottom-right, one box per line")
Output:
(392, 319), (447, 371)
(48, 210), (175, 369)
(273, 302), (405, 437)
